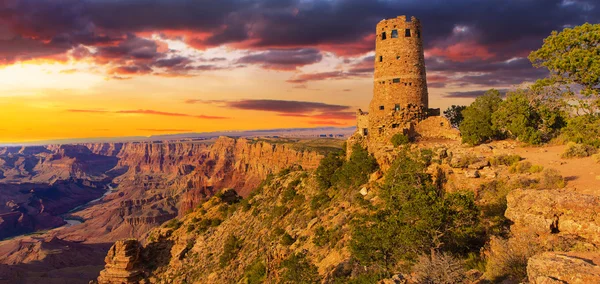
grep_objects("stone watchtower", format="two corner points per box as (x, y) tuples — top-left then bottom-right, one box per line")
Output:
(349, 15), (459, 159)
(366, 15), (429, 143)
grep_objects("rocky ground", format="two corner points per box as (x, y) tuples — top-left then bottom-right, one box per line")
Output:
(86, 137), (599, 283)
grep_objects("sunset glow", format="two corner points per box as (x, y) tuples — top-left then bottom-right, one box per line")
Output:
(0, 0), (597, 143)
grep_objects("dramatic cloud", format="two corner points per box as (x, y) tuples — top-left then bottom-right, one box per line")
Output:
(66, 109), (228, 119)
(237, 48), (323, 70)
(224, 99), (349, 113)
(186, 99), (355, 120)
(0, 0), (598, 87)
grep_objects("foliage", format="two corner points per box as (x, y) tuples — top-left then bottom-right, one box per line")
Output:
(312, 226), (341, 248)
(390, 133), (411, 147)
(560, 115), (600, 147)
(529, 23), (600, 114)
(219, 235), (243, 268)
(310, 192), (331, 210)
(561, 142), (597, 158)
(413, 253), (466, 284)
(243, 260), (267, 284)
(163, 218), (183, 230)
(444, 105), (467, 128)
(315, 150), (344, 190)
(492, 88), (566, 144)
(459, 89), (503, 145)
(192, 218), (222, 234)
(476, 180), (511, 237)
(484, 236), (541, 282)
(280, 252), (320, 284)
(492, 91), (542, 144)
(508, 161), (533, 174)
(539, 168), (566, 189)
(593, 154), (600, 163)
(280, 233), (296, 246)
(488, 154), (521, 167)
(529, 164), (544, 173)
(282, 180), (300, 203)
(331, 144), (378, 190)
(350, 152), (483, 274)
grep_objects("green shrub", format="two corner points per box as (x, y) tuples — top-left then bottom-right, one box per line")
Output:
(488, 154), (522, 166)
(280, 233), (296, 246)
(310, 192), (331, 210)
(539, 168), (566, 188)
(315, 151), (344, 190)
(282, 187), (298, 203)
(351, 153), (483, 274)
(419, 148), (434, 166)
(390, 133), (410, 147)
(529, 164), (544, 173)
(444, 105), (467, 128)
(331, 144), (378, 190)
(280, 252), (320, 283)
(561, 142), (597, 158)
(477, 180), (511, 237)
(193, 218), (222, 234)
(243, 260), (267, 284)
(219, 235), (243, 268)
(492, 90), (544, 144)
(271, 206), (287, 218)
(451, 153), (480, 168)
(593, 154), (600, 163)
(272, 227), (285, 237)
(163, 219), (183, 230)
(240, 199), (252, 212)
(313, 226), (341, 248)
(460, 89), (503, 145)
(509, 161), (532, 174)
(560, 114), (600, 147)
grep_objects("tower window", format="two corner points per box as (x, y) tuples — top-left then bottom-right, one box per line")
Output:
(395, 104), (400, 111)
(379, 56), (383, 62)
(392, 124), (399, 128)
(381, 32), (387, 40)
(392, 78), (400, 83)
(362, 128), (368, 136)
(396, 55), (401, 60)
(416, 29), (421, 38)
(391, 29), (398, 38)
(409, 82), (412, 86)
(379, 105), (384, 110)
(405, 29), (411, 37)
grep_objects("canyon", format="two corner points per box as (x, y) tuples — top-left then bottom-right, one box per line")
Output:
(0, 137), (325, 283)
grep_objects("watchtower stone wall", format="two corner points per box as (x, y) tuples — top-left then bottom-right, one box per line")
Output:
(368, 15), (429, 144)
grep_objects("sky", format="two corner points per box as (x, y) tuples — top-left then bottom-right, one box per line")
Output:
(0, 0), (598, 143)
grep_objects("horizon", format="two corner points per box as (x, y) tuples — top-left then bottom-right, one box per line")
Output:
(0, 125), (356, 146)
(1, 0), (598, 143)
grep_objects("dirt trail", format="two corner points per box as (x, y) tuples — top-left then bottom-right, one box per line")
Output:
(513, 145), (600, 196)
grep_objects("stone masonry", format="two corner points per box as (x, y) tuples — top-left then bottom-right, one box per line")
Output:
(351, 15), (457, 155)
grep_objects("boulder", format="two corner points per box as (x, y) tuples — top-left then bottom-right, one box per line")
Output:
(506, 189), (600, 246)
(465, 170), (480, 178)
(97, 239), (144, 284)
(528, 252), (600, 284)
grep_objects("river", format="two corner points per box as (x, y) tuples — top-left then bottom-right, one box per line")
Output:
(62, 184), (114, 226)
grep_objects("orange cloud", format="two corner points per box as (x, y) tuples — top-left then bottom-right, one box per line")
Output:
(426, 42), (495, 62)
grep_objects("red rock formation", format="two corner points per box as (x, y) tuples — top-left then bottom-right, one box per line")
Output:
(97, 239), (144, 284)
